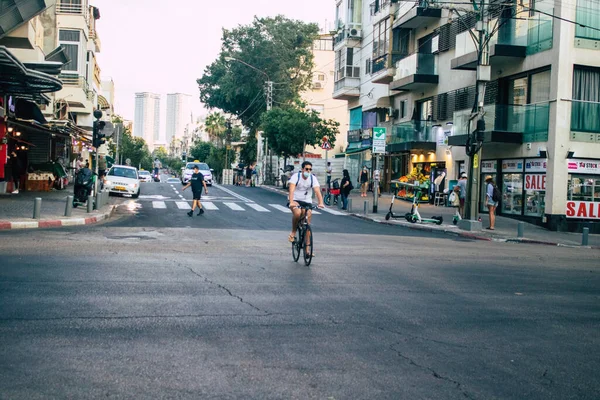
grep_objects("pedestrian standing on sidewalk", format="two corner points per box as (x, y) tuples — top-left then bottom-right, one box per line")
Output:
(485, 175), (498, 230)
(359, 166), (369, 197)
(457, 173), (468, 218)
(340, 169), (353, 210)
(182, 165), (208, 217)
(75, 157), (83, 173)
(9, 151), (22, 194)
(326, 162), (332, 188)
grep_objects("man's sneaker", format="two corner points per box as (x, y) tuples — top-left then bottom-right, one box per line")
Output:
(12, 189), (19, 194)
(197, 208), (204, 215)
(187, 210), (193, 217)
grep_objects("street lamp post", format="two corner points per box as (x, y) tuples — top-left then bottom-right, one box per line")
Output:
(224, 57), (273, 185)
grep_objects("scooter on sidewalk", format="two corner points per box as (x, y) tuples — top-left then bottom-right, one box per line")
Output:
(386, 182), (442, 225)
(384, 183), (407, 221)
(72, 168), (96, 208)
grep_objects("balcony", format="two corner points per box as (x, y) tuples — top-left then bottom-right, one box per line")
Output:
(571, 100), (600, 142)
(58, 74), (94, 109)
(333, 25), (362, 51)
(371, 54), (397, 84)
(448, 102), (550, 146)
(393, 3), (441, 30)
(389, 53), (438, 92)
(333, 66), (360, 100)
(387, 120), (436, 152)
(451, 24), (527, 70)
(56, 0), (88, 16)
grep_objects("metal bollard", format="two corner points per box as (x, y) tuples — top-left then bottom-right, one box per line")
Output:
(65, 195), (73, 217)
(363, 200), (368, 215)
(347, 198), (352, 213)
(87, 195), (94, 213)
(582, 227), (589, 246)
(33, 197), (42, 219)
(517, 221), (524, 238)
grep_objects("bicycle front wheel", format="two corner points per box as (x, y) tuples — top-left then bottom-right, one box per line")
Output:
(292, 229), (302, 262)
(303, 225), (313, 266)
(324, 194), (331, 206)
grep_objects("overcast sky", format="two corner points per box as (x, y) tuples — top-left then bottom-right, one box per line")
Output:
(93, 0), (335, 123)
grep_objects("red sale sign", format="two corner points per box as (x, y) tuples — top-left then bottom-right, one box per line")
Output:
(566, 201), (600, 220)
(524, 174), (546, 191)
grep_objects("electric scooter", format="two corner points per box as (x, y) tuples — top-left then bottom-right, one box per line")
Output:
(403, 184), (443, 225)
(385, 182), (406, 221)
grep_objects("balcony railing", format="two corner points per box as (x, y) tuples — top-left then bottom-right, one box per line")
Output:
(453, 103), (549, 142)
(527, 15), (553, 54)
(571, 100), (600, 133)
(56, 1), (87, 15)
(395, 53), (436, 79)
(388, 120), (434, 144)
(335, 65), (360, 81)
(59, 73), (95, 102)
(372, 54), (388, 74)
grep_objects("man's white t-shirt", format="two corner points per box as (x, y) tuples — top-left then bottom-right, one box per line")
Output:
(289, 172), (320, 203)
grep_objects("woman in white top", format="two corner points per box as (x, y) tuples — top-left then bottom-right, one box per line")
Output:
(485, 175), (497, 230)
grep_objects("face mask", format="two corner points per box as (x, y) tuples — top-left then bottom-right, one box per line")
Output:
(303, 171), (310, 178)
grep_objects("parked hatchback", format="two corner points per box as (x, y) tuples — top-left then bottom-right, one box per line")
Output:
(105, 165), (140, 198)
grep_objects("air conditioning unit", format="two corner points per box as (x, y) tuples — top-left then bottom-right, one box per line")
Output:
(313, 82), (323, 89)
(349, 28), (362, 38)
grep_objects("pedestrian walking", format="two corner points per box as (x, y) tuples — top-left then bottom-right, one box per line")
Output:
(457, 173), (468, 218)
(359, 166), (369, 197)
(340, 169), (353, 210)
(236, 162), (244, 186)
(485, 175), (499, 230)
(9, 151), (22, 194)
(245, 163), (253, 187)
(75, 157), (83, 173)
(326, 162), (332, 188)
(182, 165), (208, 217)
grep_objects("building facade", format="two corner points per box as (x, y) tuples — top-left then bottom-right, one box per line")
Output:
(165, 93), (191, 144)
(332, 0), (600, 232)
(133, 92), (161, 151)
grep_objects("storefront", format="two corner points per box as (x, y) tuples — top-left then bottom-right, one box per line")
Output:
(566, 158), (600, 232)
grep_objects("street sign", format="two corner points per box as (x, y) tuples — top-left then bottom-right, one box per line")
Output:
(321, 141), (332, 150)
(372, 127), (386, 154)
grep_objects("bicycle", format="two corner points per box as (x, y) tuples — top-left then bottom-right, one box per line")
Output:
(291, 203), (317, 266)
(323, 178), (340, 206)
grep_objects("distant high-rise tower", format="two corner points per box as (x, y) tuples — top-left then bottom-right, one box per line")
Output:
(166, 93), (192, 143)
(134, 92), (161, 150)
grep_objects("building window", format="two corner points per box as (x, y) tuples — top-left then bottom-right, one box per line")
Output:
(59, 29), (81, 73)
(400, 100), (406, 118)
(576, 0), (600, 40)
(572, 66), (600, 133)
(313, 38), (333, 51)
(365, 58), (371, 74)
(372, 18), (389, 60)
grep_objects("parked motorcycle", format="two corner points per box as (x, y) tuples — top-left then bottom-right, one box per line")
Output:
(73, 168), (95, 208)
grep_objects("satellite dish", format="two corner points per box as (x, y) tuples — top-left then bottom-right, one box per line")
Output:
(54, 99), (69, 120)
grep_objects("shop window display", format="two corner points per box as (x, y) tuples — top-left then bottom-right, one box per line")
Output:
(568, 175), (600, 202)
(502, 173), (523, 215)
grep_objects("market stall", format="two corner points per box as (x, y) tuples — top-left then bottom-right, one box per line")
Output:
(391, 169), (431, 203)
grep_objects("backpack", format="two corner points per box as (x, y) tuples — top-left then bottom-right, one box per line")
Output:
(492, 185), (501, 202)
(347, 179), (354, 191)
(296, 171), (313, 187)
(332, 179), (340, 189)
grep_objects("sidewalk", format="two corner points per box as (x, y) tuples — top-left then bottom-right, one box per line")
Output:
(0, 187), (115, 230)
(262, 185), (600, 249)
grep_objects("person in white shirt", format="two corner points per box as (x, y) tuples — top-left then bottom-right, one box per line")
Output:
(288, 161), (325, 243)
(326, 162), (332, 187)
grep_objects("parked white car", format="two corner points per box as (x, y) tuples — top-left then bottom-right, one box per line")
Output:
(105, 165), (140, 198)
(138, 170), (152, 182)
(181, 161), (213, 186)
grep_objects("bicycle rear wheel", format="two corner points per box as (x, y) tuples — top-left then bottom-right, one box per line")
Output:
(324, 193), (331, 206)
(303, 225), (313, 266)
(292, 229), (302, 262)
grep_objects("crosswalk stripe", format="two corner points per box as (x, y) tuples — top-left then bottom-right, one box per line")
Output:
(224, 202), (245, 211)
(269, 204), (291, 213)
(312, 210), (322, 214)
(201, 201), (219, 210)
(152, 201), (166, 209)
(320, 207), (346, 216)
(246, 203), (270, 212)
(176, 201), (191, 210)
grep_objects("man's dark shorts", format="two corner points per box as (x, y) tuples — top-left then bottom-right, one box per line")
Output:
(192, 190), (202, 200)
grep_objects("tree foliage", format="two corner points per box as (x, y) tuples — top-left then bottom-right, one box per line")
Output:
(205, 112), (227, 145)
(197, 16), (319, 131)
(152, 146), (168, 161)
(261, 107), (339, 159)
(239, 134), (257, 165)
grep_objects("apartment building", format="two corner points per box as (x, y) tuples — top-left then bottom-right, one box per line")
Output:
(133, 92), (161, 151)
(166, 93), (192, 144)
(332, 0), (600, 232)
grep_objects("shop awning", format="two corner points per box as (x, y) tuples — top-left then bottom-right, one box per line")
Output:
(387, 141), (436, 153)
(447, 131), (523, 146)
(344, 142), (372, 155)
(97, 94), (110, 110)
(362, 97), (390, 112)
(0, 0), (49, 39)
(0, 46), (63, 95)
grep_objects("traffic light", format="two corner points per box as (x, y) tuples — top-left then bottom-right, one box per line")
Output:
(476, 119), (485, 142)
(92, 120), (106, 148)
(182, 152), (186, 162)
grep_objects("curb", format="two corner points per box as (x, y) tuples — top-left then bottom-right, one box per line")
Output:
(260, 185), (599, 249)
(0, 205), (116, 231)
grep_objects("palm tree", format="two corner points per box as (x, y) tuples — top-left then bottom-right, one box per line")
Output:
(204, 112), (227, 146)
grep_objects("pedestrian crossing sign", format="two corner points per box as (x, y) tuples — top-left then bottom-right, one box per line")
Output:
(321, 141), (332, 150)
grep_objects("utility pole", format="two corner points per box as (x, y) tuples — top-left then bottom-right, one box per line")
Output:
(264, 80), (273, 185)
(463, 0), (490, 228)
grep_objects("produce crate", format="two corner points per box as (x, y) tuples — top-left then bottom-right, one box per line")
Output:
(26, 179), (52, 192)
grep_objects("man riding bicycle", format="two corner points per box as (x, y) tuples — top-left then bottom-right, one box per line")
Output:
(288, 161), (325, 242)
(153, 158), (162, 176)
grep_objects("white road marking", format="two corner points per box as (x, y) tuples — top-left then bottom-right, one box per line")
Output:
(152, 201), (167, 209)
(269, 204), (292, 213)
(224, 202), (245, 211)
(213, 184), (254, 203)
(201, 201), (219, 210)
(176, 201), (191, 210)
(320, 207), (346, 216)
(312, 210), (322, 214)
(246, 203), (270, 212)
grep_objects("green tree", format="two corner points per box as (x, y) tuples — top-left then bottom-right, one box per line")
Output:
(238, 134), (257, 165)
(261, 107), (339, 159)
(120, 130), (152, 170)
(153, 146), (168, 161)
(204, 112), (227, 146)
(190, 141), (213, 162)
(197, 16), (319, 131)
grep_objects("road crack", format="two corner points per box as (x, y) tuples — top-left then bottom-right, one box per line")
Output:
(389, 342), (476, 400)
(185, 266), (269, 315)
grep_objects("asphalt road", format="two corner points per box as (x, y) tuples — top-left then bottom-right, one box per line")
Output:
(0, 178), (598, 399)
